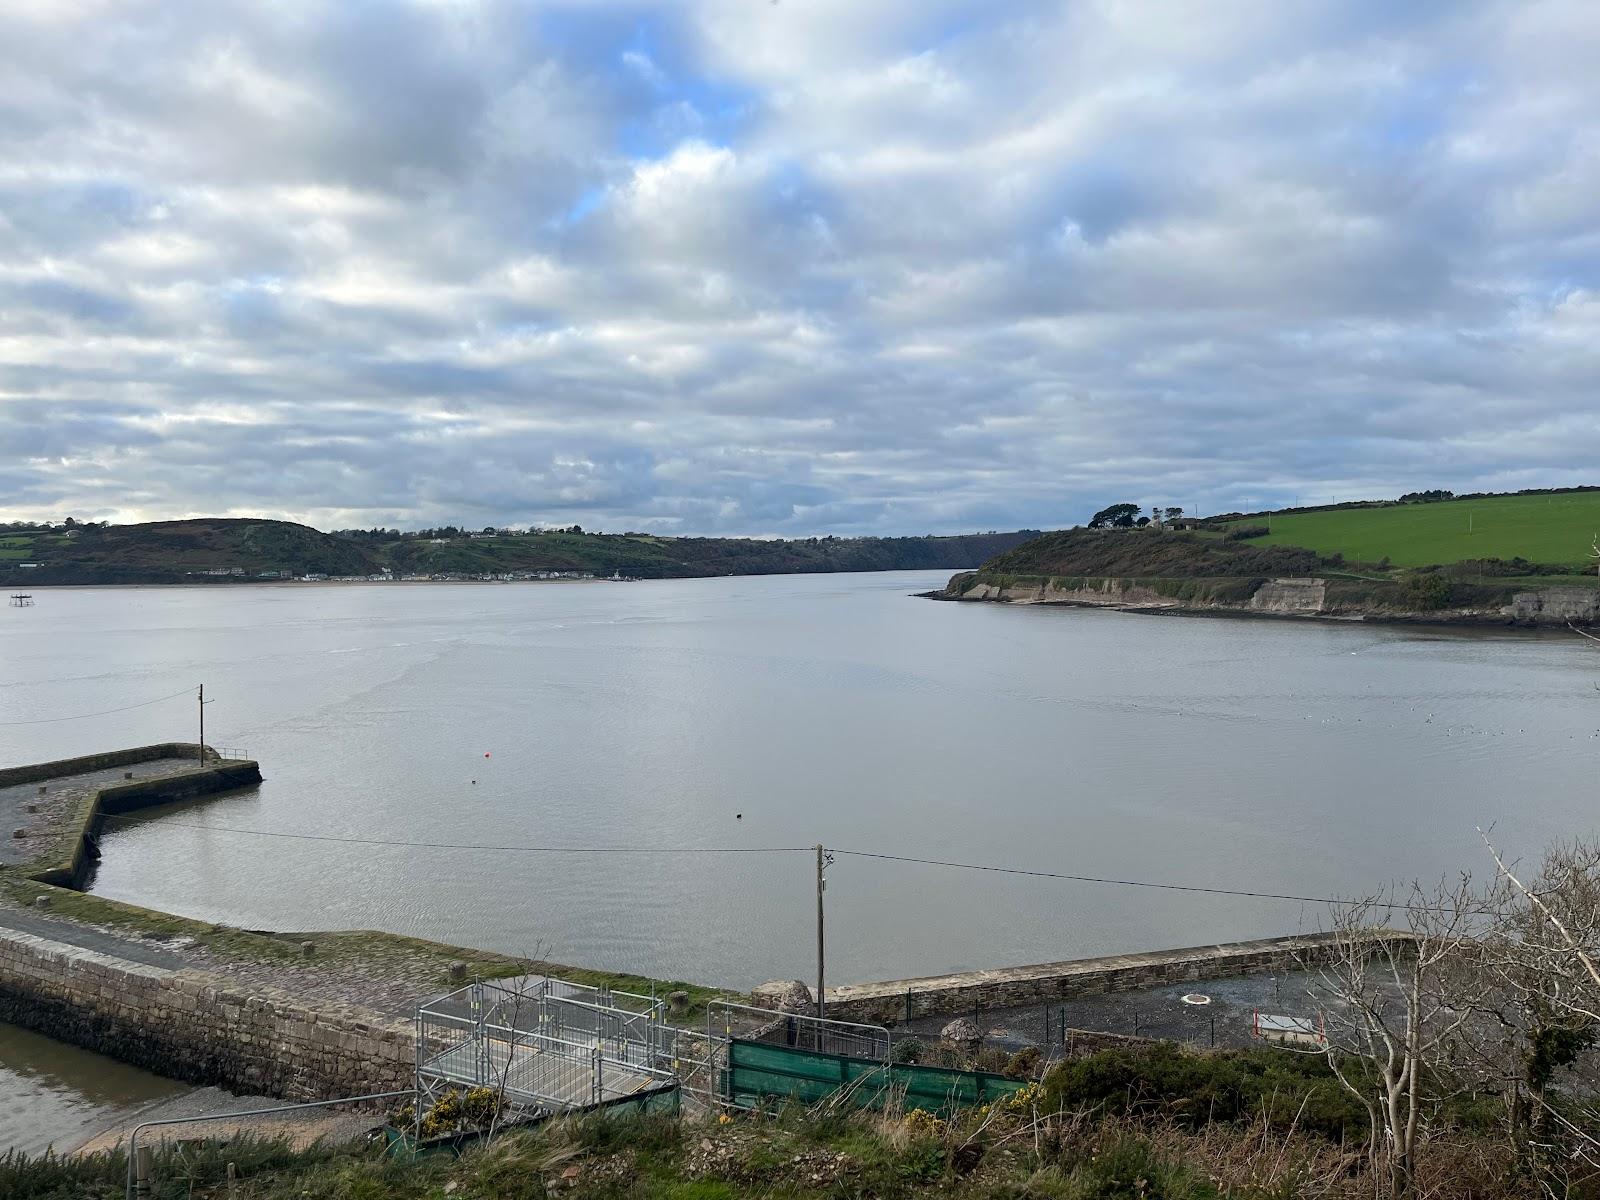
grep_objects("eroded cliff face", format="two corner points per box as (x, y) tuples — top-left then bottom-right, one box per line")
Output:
(945, 574), (1321, 612)
(941, 573), (1596, 626)
(1248, 579), (1326, 614)
(955, 577), (1185, 608)
(1510, 586), (1600, 624)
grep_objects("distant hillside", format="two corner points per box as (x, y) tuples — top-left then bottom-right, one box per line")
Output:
(1218, 489), (1600, 569)
(944, 501), (1597, 625)
(373, 528), (1040, 579)
(979, 528), (1321, 578)
(0, 520), (1039, 586)
(0, 519), (379, 585)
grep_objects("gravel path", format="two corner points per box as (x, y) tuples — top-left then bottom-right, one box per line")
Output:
(72, 1086), (383, 1154)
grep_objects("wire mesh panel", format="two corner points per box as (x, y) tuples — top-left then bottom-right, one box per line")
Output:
(709, 1000), (891, 1062)
(415, 979), (676, 1118)
(660, 1027), (725, 1106)
(724, 1040), (1023, 1117)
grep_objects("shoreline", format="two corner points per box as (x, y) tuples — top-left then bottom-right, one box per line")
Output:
(920, 586), (1593, 634)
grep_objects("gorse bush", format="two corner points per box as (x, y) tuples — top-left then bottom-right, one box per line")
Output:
(1401, 572), (1452, 610)
(1038, 1043), (1369, 1142)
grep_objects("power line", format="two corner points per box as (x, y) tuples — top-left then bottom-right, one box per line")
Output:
(827, 848), (1481, 914)
(96, 815), (1428, 910)
(826, 847), (1338, 905)
(99, 816), (811, 855)
(0, 686), (196, 726)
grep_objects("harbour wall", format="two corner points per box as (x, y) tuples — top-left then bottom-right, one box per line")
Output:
(0, 743), (210, 788)
(825, 933), (1392, 1025)
(17, 744), (262, 888)
(0, 926), (411, 1100)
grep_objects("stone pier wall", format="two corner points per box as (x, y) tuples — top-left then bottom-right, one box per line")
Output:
(825, 933), (1401, 1025)
(0, 927), (412, 1100)
(0, 744), (209, 788)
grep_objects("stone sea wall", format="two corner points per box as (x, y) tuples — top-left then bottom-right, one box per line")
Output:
(0, 926), (412, 1100)
(19, 746), (263, 888)
(0, 744), (207, 788)
(825, 933), (1399, 1025)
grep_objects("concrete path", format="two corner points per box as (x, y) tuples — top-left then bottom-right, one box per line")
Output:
(0, 906), (188, 970)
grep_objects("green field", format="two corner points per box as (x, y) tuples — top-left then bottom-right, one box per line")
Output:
(1231, 492), (1600, 568)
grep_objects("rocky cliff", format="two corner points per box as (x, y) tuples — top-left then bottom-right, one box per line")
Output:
(938, 572), (1595, 627)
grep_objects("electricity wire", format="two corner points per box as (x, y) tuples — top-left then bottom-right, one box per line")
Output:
(95, 816), (1440, 909)
(0, 686), (196, 726)
(97, 816), (810, 854)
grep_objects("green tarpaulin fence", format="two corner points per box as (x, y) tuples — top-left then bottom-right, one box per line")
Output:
(725, 1039), (1022, 1116)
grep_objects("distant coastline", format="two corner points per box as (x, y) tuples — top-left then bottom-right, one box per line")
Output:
(928, 571), (1598, 630)
(0, 517), (1039, 588)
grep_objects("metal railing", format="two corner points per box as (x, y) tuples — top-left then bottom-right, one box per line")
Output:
(415, 980), (675, 1123)
(124, 1089), (409, 1199)
(709, 1000), (892, 1062)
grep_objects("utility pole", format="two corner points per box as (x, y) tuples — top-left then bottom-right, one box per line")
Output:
(197, 684), (213, 766)
(816, 844), (833, 1018)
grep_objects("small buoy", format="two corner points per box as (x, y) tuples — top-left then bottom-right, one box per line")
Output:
(471, 780), (477, 785)
(735, 813), (742, 820)
(485, 752), (491, 758)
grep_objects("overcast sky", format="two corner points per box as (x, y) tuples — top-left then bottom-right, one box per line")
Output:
(2, 1), (1597, 535)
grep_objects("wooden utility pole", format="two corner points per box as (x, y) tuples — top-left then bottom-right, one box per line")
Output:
(816, 844), (826, 1018)
(197, 684), (212, 765)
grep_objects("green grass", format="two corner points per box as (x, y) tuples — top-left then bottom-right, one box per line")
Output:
(1230, 492), (1600, 568)
(0, 875), (727, 1022)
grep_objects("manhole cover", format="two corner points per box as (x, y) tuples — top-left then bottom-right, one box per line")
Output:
(1181, 993), (1212, 1005)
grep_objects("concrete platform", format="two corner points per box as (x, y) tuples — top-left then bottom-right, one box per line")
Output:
(422, 1035), (667, 1111)
(902, 969), (1357, 1053)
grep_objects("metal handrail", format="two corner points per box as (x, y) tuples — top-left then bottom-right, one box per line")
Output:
(124, 1089), (411, 1199)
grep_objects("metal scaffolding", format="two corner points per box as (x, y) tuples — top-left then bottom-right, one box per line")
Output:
(414, 978), (677, 1122)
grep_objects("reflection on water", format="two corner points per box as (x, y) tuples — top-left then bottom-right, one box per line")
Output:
(0, 1022), (187, 1155)
(2, 572), (1596, 988)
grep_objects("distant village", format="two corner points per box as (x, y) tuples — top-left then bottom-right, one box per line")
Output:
(184, 567), (623, 583)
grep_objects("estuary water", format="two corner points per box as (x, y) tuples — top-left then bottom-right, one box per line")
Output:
(0, 1020), (186, 1154)
(1, 571), (1596, 989)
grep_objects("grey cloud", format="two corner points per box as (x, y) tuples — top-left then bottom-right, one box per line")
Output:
(1, 0), (1597, 534)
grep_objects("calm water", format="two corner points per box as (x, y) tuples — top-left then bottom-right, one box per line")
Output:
(0, 1021), (186, 1154)
(2, 572), (1596, 989)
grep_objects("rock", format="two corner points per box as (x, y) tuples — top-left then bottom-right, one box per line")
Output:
(33, 895), (50, 909)
(940, 1017), (982, 1046)
(749, 979), (815, 1013)
(11, 828), (24, 840)
(447, 961), (467, 982)
(667, 990), (690, 1014)
(299, 941), (316, 958)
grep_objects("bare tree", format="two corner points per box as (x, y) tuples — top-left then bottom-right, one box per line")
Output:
(1309, 878), (1484, 1198)
(1478, 835), (1600, 1183)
